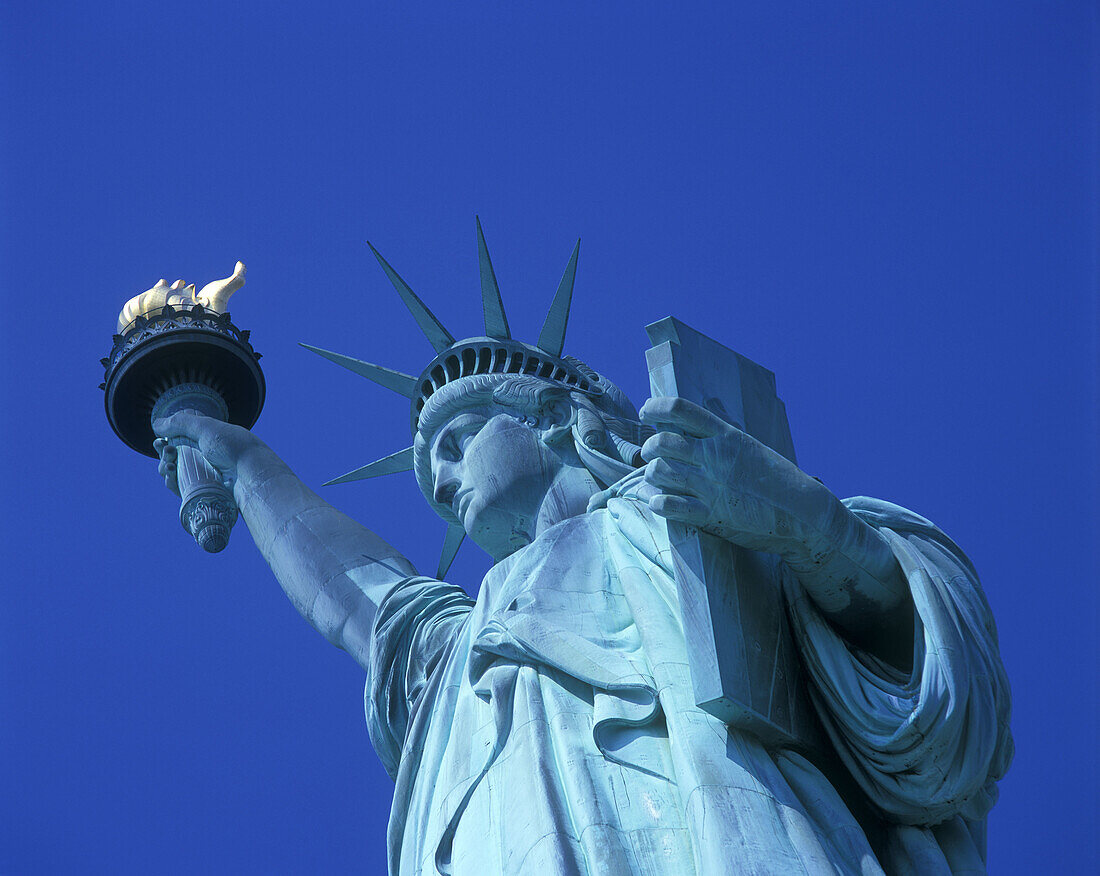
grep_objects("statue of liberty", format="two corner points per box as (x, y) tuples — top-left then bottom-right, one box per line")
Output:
(151, 223), (1012, 875)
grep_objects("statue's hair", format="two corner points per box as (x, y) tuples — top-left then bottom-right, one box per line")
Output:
(416, 374), (569, 441)
(412, 364), (651, 522)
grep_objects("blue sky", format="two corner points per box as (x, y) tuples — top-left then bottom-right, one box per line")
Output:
(1, 2), (1095, 873)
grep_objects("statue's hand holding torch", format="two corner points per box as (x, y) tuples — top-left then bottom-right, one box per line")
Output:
(101, 262), (265, 553)
(153, 413), (269, 549)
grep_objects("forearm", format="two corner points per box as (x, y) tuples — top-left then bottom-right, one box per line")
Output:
(779, 490), (913, 662)
(234, 443), (418, 666)
(637, 397), (914, 663)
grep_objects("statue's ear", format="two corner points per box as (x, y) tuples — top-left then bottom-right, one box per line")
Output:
(541, 397), (576, 446)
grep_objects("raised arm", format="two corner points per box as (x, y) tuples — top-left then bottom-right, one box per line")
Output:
(638, 396), (913, 665)
(154, 412), (418, 670)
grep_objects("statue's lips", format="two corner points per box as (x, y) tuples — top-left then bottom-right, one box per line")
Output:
(454, 490), (473, 520)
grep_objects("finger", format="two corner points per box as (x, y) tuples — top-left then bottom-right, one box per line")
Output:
(586, 486), (615, 513)
(649, 493), (708, 524)
(639, 396), (727, 438)
(153, 411), (210, 440)
(643, 457), (703, 498)
(157, 453), (181, 497)
(640, 431), (695, 465)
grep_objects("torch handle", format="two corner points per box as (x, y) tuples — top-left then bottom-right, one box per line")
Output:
(152, 383), (239, 553)
(173, 441), (238, 553)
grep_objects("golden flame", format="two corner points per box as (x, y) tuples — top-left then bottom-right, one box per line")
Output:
(116, 261), (246, 333)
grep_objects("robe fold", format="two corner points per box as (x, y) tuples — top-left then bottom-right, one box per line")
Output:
(364, 486), (1012, 875)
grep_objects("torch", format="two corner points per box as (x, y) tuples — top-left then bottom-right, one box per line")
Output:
(100, 263), (265, 552)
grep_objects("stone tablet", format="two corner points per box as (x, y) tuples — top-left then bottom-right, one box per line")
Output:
(645, 316), (820, 753)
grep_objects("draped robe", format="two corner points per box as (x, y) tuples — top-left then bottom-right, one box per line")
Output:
(364, 483), (1013, 875)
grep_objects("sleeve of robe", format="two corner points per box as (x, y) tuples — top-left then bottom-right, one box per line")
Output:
(784, 497), (1014, 829)
(362, 576), (475, 779)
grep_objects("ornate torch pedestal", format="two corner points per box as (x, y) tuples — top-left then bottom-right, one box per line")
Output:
(101, 265), (265, 552)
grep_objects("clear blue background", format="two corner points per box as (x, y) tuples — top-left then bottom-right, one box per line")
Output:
(1, 2), (1095, 873)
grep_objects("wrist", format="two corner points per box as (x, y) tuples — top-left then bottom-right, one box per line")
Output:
(234, 440), (287, 494)
(781, 496), (908, 614)
(758, 475), (840, 563)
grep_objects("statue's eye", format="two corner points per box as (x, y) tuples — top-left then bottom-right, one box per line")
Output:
(437, 416), (486, 462)
(457, 428), (479, 453)
(440, 433), (462, 462)
(439, 425), (478, 462)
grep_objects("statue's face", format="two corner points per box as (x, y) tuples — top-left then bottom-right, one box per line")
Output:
(428, 405), (563, 560)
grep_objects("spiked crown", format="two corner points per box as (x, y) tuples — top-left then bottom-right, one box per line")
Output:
(303, 219), (621, 576)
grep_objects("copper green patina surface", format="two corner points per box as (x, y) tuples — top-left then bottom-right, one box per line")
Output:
(145, 227), (1012, 875)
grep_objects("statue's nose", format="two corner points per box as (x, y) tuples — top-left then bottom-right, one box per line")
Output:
(434, 468), (461, 507)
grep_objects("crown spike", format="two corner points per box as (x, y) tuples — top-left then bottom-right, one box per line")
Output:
(299, 343), (418, 398)
(476, 217), (511, 340)
(323, 446), (414, 486)
(367, 242), (455, 353)
(536, 239), (580, 357)
(437, 523), (466, 578)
